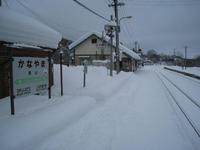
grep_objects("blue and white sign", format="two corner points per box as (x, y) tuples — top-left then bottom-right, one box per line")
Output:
(13, 57), (48, 97)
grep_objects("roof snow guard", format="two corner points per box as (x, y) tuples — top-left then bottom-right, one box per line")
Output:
(69, 31), (141, 60)
(0, 8), (62, 49)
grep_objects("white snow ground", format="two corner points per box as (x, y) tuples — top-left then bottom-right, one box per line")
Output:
(0, 65), (199, 150)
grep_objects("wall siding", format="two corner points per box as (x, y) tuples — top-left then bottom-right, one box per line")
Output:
(75, 35), (112, 55)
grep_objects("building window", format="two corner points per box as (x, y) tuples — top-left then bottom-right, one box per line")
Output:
(91, 38), (97, 44)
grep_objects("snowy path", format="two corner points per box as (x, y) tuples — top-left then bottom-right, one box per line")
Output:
(0, 66), (199, 150)
(35, 68), (199, 150)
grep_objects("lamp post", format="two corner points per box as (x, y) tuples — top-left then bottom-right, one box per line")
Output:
(60, 49), (64, 96)
(118, 16), (132, 33)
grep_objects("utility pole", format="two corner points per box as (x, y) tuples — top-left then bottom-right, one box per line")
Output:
(173, 48), (176, 66)
(110, 16), (114, 76)
(0, 0), (2, 7)
(173, 48), (176, 56)
(109, 0), (124, 74)
(184, 46), (188, 70)
(105, 15), (115, 76)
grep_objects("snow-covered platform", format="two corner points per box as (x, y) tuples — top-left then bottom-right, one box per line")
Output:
(0, 65), (199, 150)
(164, 66), (200, 80)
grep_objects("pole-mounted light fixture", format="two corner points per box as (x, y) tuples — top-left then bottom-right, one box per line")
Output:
(118, 16), (132, 32)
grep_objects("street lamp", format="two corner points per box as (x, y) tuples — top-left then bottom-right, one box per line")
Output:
(118, 16), (132, 32)
(60, 48), (64, 96)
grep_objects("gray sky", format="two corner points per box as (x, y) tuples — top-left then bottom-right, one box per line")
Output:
(5, 0), (200, 58)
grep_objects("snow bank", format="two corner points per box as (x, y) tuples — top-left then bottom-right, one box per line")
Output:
(0, 95), (96, 150)
(0, 8), (62, 49)
(0, 65), (134, 150)
(52, 65), (134, 99)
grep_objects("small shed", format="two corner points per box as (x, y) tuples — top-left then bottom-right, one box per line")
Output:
(120, 44), (141, 72)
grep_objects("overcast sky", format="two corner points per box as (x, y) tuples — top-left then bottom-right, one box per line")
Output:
(4, 0), (200, 58)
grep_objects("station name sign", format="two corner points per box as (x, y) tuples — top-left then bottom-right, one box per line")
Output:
(13, 57), (48, 97)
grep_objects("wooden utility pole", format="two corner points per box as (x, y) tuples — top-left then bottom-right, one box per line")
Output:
(109, 0), (124, 74)
(109, 15), (114, 76)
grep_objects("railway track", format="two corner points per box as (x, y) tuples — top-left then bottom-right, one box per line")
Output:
(156, 72), (200, 138)
(160, 72), (200, 109)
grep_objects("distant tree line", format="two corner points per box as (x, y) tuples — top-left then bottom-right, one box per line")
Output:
(145, 49), (200, 67)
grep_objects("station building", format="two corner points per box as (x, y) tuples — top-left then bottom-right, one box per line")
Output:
(69, 32), (140, 72)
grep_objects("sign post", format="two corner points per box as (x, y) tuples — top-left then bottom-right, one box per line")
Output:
(60, 50), (64, 96)
(48, 53), (51, 99)
(9, 48), (15, 115)
(83, 60), (88, 87)
(13, 57), (49, 98)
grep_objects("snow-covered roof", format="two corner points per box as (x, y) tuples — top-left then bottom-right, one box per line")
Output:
(69, 32), (102, 50)
(120, 44), (141, 60)
(5, 43), (42, 50)
(69, 31), (141, 60)
(0, 8), (62, 49)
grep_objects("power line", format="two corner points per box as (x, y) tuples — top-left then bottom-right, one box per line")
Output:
(73, 0), (110, 22)
(2, 0), (9, 7)
(126, 0), (200, 6)
(120, 3), (132, 38)
(14, 0), (90, 37)
(15, 0), (38, 16)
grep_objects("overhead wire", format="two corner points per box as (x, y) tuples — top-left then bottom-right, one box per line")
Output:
(2, 0), (9, 7)
(119, 0), (135, 47)
(121, 7), (132, 38)
(73, 0), (110, 22)
(126, 0), (200, 6)
(14, 0), (90, 37)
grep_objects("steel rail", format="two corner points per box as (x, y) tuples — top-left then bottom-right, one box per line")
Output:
(156, 72), (200, 138)
(160, 72), (200, 109)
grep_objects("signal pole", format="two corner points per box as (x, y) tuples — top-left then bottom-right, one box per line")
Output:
(109, 0), (124, 74)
